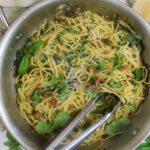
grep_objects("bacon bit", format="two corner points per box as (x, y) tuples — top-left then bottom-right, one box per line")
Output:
(31, 129), (35, 133)
(103, 50), (110, 55)
(43, 91), (52, 96)
(34, 111), (41, 120)
(104, 124), (107, 130)
(13, 69), (17, 78)
(55, 17), (63, 24)
(101, 38), (113, 46)
(92, 86), (99, 92)
(35, 85), (41, 92)
(49, 98), (57, 106)
(128, 110), (134, 117)
(119, 64), (128, 71)
(89, 67), (97, 74)
(98, 78), (104, 83)
(66, 10), (78, 18)
(127, 75), (133, 79)
(94, 76), (99, 82)
(68, 104), (73, 111)
(27, 67), (32, 74)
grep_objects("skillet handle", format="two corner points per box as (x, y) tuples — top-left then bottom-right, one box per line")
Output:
(0, 6), (10, 29)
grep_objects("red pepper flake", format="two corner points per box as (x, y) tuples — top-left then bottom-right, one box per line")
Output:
(119, 64), (128, 71)
(103, 50), (110, 55)
(55, 17), (63, 24)
(49, 98), (57, 106)
(34, 111), (41, 120)
(68, 104), (73, 111)
(66, 10), (78, 18)
(13, 69), (17, 78)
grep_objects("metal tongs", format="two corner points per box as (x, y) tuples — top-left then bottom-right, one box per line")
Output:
(46, 93), (121, 150)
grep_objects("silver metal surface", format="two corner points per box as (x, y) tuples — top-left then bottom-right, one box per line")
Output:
(0, 6), (10, 29)
(46, 93), (105, 150)
(0, 0), (150, 150)
(61, 102), (121, 150)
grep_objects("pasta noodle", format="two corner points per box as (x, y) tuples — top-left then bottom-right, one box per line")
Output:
(14, 8), (147, 147)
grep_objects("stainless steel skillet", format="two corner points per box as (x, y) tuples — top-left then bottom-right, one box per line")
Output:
(0, 0), (150, 150)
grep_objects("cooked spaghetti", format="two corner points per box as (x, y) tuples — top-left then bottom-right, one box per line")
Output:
(14, 7), (147, 147)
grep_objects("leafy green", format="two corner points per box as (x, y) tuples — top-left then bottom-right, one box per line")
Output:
(123, 34), (143, 51)
(92, 61), (105, 77)
(136, 135), (150, 150)
(35, 121), (54, 133)
(85, 88), (98, 98)
(58, 30), (66, 42)
(18, 54), (30, 75)
(49, 74), (66, 92)
(133, 68), (142, 86)
(67, 27), (77, 34)
(113, 14), (119, 24)
(58, 91), (72, 101)
(15, 82), (22, 89)
(110, 54), (124, 76)
(38, 86), (51, 95)
(124, 103), (136, 112)
(53, 112), (70, 128)
(110, 80), (123, 88)
(4, 131), (22, 150)
(134, 68), (142, 81)
(32, 93), (41, 104)
(29, 40), (46, 55)
(76, 41), (89, 54)
(106, 118), (131, 135)
(91, 101), (108, 114)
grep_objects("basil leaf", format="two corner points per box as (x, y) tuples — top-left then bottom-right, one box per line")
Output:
(134, 68), (142, 81)
(110, 80), (123, 88)
(68, 27), (77, 34)
(35, 121), (53, 133)
(4, 131), (22, 150)
(106, 118), (131, 135)
(58, 91), (72, 101)
(33, 93), (41, 104)
(85, 88), (98, 98)
(30, 40), (46, 55)
(113, 14), (119, 24)
(18, 54), (30, 75)
(53, 112), (70, 128)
